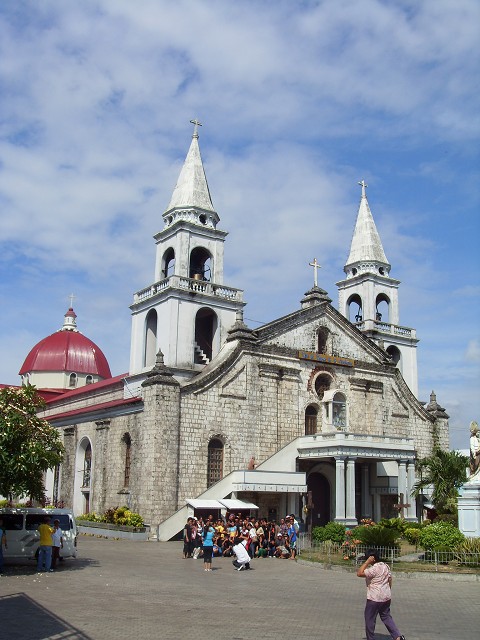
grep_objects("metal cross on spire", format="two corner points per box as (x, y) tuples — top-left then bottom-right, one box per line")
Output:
(68, 293), (76, 309)
(190, 118), (202, 138)
(358, 179), (368, 198)
(309, 258), (321, 287)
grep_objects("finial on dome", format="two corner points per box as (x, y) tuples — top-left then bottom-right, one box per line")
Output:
(61, 305), (78, 332)
(190, 118), (202, 139)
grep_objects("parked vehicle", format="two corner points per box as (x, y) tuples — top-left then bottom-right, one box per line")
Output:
(0, 508), (78, 561)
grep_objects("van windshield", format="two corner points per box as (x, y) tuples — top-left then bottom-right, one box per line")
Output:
(0, 514), (23, 530)
(26, 514), (72, 531)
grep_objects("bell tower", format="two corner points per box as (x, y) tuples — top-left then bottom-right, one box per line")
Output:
(129, 121), (244, 380)
(337, 181), (419, 396)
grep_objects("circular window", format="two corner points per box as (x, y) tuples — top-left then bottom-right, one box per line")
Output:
(199, 214), (207, 225)
(379, 267), (385, 275)
(167, 216), (173, 225)
(352, 268), (357, 276)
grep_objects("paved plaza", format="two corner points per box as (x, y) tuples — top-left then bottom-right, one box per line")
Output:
(0, 536), (477, 640)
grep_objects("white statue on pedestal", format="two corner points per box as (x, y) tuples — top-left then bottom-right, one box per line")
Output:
(469, 421), (480, 481)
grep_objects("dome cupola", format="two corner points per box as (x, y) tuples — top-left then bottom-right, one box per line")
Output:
(19, 307), (111, 390)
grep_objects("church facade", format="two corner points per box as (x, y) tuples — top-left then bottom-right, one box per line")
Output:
(31, 125), (448, 537)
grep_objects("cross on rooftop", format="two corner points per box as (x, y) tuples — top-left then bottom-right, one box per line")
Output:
(358, 179), (368, 198)
(309, 258), (321, 287)
(190, 118), (202, 138)
(68, 293), (76, 308)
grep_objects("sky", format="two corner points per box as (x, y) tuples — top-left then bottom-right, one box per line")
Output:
(0, 0), (478, 450)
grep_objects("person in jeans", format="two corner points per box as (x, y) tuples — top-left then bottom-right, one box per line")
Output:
(357, 549), (406, 640)
(37, 516), (54, 572)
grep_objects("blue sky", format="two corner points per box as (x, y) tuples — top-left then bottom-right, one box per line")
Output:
(0, 0), (478, 449)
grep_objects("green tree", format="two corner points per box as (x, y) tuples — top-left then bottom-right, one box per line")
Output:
(412, 449), (468, 513)
(0, 385), (64, 502)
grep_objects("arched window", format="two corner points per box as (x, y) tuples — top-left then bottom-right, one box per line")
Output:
(162, 248), (175, 279)
(347, 294), (363, 323)
(375, 294), (390, 323)
(305, 405), (318, 435)
(144, 309), (158, 368)
(69, 373), (77, 388)
(86, 375), (93, 385)
(314, 373), (332, 400)
(387, 345), (402, 368)
(317, 327), (329, 354)
(332, 393), (347, 429)
(122, 433), (132, 488)
(82, 443), (92, 488)
(189, 247), (212, 281)
(207, 438), (224, 487)
(194, 307), (217, 364)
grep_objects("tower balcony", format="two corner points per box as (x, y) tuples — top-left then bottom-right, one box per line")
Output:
(133, 275), (244, 304)
(354, 318), (416, 339)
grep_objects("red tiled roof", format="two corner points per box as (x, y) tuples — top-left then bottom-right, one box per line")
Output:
(19, 331), (111, 379)
(45, 396), (142, 422)
(44, 373), (128, 405)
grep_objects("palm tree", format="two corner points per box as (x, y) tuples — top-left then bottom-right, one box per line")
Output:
(412, 449), (469, 513)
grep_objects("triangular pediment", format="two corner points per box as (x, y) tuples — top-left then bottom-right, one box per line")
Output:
(255, 302), (389, 366)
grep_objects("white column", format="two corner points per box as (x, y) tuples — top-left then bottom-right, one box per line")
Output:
(361, 464), (371, 518)
(345, 458), (357, 524)
(334, 457), (346, 522)
(397, 460), (408, 516)
(373, 493), (381, 522)
(406, 462), (417, 521)
(287, 493), (297, 518)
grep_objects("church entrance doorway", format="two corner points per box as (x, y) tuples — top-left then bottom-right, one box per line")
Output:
(307, 472), (330, 527)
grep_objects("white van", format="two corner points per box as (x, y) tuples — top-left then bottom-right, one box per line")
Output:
(0, 508), (78, 562)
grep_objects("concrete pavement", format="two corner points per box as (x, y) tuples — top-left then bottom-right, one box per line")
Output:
(0, 536), (476, 640)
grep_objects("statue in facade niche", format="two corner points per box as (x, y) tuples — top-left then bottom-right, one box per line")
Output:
(469, 421), (480, 478)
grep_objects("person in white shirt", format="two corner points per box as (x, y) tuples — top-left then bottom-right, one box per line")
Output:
(51, 519), (64, 570)
(232, 537), (251, 571)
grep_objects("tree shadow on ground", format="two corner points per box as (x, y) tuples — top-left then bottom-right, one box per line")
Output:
(1, 592), (92, 639)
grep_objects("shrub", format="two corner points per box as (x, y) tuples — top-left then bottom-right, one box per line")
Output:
(435, 513), (458, 526)
(79, 506), (144, 528)
(418, 521), (464, 551)
(355, 525), (401, 548)
(78, 512), (102, 522)
(454, 537), (480, 566)
(378, 517), (409, 534)
(404, 528), (421, 546)
(312, 522), (346, 543)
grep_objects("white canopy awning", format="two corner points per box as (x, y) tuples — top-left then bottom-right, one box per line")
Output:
(186, 499), (223, 510)
(186, 498), (258, 511)
(219, 499), (258, 511)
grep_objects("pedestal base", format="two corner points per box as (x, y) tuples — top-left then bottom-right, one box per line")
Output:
(458, 479), (480, 538)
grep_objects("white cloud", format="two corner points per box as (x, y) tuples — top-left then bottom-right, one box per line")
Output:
(465, 339), (480, 363)
(0, 0), (478, 441)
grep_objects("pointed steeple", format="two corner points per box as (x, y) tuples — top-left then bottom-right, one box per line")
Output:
(345, 181), (389, 271)
(163, 120), (218, 228)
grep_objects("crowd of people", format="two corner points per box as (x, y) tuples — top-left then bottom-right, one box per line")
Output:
(182, 513), (299, 571)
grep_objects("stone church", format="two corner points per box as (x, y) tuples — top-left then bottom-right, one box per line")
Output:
(19, 124), (449, 538)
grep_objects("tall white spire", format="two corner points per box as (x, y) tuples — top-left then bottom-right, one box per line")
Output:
(345, 180), (389, 269)
(165, 119), (215, 214)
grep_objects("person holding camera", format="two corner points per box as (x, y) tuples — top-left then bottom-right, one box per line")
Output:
(357, 549), (406, 640)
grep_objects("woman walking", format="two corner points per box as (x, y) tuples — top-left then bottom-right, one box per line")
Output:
(357, 549), (406, 640)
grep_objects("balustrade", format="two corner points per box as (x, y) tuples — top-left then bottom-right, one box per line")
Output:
(134, 276), (243, 303)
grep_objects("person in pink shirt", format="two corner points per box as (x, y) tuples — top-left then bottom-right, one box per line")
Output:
(357, 549), (406, 640)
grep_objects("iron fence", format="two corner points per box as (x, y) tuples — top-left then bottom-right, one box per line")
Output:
(297, 534), (480, 571)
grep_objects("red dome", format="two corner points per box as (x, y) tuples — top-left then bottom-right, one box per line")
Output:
(19, 330), (111, 379)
